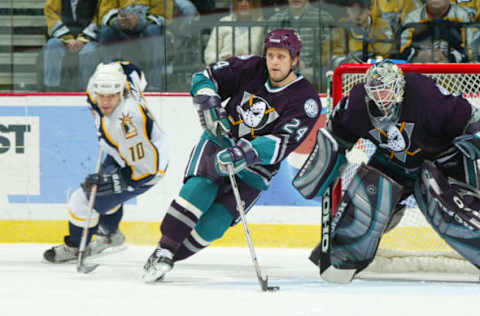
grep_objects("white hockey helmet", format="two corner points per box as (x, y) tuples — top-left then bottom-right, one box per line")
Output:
(89, 62), (127, 96)
(365, 60), (405, 122)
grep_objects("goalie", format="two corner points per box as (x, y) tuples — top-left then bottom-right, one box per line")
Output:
(293, 60), (480, 283)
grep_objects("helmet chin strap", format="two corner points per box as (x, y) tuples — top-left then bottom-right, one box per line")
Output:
(270, 67), (294, 84)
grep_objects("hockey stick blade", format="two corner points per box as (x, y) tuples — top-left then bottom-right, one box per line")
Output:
(76, 262), (99, 274)
(260, 276), (280, 292)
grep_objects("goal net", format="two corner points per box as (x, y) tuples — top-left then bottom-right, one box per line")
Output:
(330, 63), (480, 279)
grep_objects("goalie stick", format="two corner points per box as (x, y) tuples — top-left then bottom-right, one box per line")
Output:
(319, 184), (333, 275)
(77, 148), (103, 274)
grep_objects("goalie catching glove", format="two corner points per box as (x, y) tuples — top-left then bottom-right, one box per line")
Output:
(193, 93), (230, 137)
(422, 160), (480, 231)
(81, 169), (129, 197)
(215, 138), (260, 176)
(453, 133), (480, 160)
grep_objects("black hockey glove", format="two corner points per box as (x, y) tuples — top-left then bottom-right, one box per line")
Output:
(81, 170), (128, 197)
(193, 94), (231, 137)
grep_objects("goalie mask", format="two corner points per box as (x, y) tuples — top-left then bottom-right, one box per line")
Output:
(365, 61), (405, 126)
(89, 62), (127, 97)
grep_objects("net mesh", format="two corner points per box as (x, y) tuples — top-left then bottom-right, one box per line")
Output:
(334, 65), (480, 274)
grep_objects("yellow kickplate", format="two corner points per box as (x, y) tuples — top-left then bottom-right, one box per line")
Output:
(0, 220), (321, 248)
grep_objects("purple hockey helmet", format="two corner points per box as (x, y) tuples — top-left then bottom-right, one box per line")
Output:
(264, 29), (302, 58)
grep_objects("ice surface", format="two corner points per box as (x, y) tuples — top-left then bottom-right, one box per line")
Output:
(0, 244), (478, 316)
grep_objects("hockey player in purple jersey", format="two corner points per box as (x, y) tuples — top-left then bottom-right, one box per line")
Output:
(143, 29), (321, 282)
(293, 60), (480, 282)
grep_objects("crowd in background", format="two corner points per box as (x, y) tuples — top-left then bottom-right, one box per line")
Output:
(40, 0), (480, 92)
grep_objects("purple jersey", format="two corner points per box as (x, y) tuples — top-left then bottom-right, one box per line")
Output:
(207, 56), (321, 170)
(331, 73), (473, 171)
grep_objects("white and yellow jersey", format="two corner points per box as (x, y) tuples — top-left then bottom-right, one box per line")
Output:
(95, 96), (168, 187)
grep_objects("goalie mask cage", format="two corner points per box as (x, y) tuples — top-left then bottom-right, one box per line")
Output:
(331, 63), (480, 281)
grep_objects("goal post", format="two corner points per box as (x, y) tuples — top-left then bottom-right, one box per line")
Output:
(329, 63), (480, 280)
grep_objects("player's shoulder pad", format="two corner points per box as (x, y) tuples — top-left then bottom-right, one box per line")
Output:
(297, 85), (322, 120)
(118, 61), (142, 75)
(340, 83), (367, 113)
(404, 73), (450, 103)
(210, 55), (264, 72)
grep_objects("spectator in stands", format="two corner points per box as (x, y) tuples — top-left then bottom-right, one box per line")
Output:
(170, 0), (198, 49)
(204, 0), (264, 65)
(331, 0), (394, 68)
(451, 0), (480, 21)
(399, 0), (474, 63)
(191, 0), (216, 14)
(97, 0), (173, 91)
(371, 0), (423, 34)
(43, 0), (99, 91)
(164, 0), (199, 92)
(268, 0), (334, 85)
(261, 0), (289, 18)
(173, 0), (198, 32)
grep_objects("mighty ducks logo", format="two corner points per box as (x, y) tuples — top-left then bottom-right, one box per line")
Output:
(120, 113), (138, 139)
(235, 92), (279, 137)
(369, 122), (421, 162)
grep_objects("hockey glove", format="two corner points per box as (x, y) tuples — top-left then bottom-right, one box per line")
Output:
(422, 161), (480, 231)
(193, 94), (231, 137)
(81, 170), (128, 197)
(453, 133), (480, 160)
(215, 138), (260, 176)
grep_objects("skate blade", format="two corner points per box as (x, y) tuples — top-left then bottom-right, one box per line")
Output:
(143, 265), (171, 283)
(41, 245), (127, 265)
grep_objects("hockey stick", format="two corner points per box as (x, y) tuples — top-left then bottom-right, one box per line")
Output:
(226, 164), (280, 292)
(77, 148), (104, 274)
(319, 184), (333, 275)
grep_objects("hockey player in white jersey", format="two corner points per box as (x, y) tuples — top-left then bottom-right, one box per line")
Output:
(44, 61), (168, 263)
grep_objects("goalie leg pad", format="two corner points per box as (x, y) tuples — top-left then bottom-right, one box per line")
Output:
(330, 163), (403, 272)
(293, 128), (347, 199)
(415, 161), (480, 268)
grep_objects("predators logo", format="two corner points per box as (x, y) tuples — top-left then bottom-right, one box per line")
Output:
(120, 113), (137, 139)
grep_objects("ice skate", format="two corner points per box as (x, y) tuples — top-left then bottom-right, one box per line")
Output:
(43, 238), (90, 263)
(143, 246), (174, 282)
(89, 229), (126, 256)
